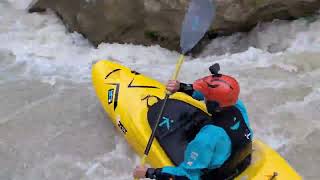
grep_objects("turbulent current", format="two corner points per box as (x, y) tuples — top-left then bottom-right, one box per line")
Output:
(0, 0), (319, 179)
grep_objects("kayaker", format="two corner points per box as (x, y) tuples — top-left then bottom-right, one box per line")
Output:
(133, 63), (253, 180)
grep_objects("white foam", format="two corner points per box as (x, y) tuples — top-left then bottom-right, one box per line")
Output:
(288, 16), (320, 52)
(73, 136), (136, 180)
(6, 0), (33, 9)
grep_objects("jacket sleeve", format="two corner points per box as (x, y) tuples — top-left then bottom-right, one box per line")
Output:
(146, 168), (189, 180)
(150, 125), (231, 180)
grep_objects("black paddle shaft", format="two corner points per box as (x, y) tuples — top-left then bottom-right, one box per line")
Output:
(144, 93), (170, 155)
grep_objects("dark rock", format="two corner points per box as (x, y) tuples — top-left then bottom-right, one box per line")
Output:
(28, 0), (320, 52)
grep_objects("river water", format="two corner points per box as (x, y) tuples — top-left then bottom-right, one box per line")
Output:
(0, 0), (319, 179)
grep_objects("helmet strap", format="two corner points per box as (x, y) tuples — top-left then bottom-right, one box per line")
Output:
(205, 101), (221, 113)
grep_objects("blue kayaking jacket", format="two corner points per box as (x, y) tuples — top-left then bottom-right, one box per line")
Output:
(159, 98), (253, 180)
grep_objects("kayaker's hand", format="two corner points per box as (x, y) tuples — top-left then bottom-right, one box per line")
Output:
(133, 165), (148, 179)
(166, 80), (180, 93)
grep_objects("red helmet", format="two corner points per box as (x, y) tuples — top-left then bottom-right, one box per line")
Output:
(193, 64), (240, 108)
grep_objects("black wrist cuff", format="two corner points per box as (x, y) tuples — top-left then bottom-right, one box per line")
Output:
(145, 168), (162, 179)
(178, 83), (194, 96)
(146, 168), (155, 179)
(179, 83), (193, 92)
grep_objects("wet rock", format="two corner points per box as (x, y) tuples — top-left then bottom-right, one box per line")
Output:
(28, 0), (320, 52)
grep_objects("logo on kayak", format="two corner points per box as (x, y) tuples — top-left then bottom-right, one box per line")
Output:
(106, 83), (119, 110)
(159, 117), (174, 130)
(128, 78), (159, 89)
(117, 118), (127, 135)
(108, 89), (114, 104)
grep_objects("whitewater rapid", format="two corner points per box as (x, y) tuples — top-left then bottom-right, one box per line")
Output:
(1, 0), (319, 179)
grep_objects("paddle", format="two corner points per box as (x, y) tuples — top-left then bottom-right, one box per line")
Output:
(136, 0), (216, 177)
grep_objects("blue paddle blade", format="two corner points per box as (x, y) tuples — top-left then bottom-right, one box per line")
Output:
(180, 0), (215, 54)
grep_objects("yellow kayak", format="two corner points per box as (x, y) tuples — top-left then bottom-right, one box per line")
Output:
(92, 60), (302, 180)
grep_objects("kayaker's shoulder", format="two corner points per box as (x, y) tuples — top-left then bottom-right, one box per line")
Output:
(200, 125), (229, 137)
